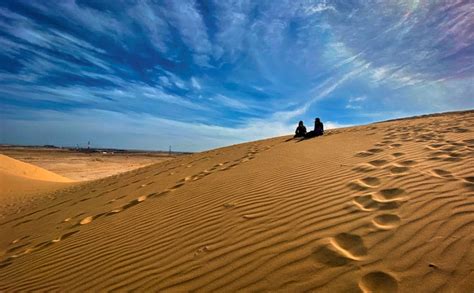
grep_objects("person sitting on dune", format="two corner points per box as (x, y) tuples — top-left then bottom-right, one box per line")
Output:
(314, 117), (324, 136)
(305, 117), (324, 138)
(294, 120), (307, 138)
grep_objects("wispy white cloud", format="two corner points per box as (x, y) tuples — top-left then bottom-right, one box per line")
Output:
(0, 7), (113, 82)
(212, 94), (248, 110)
(213, 1), (254, 61)
(262, 65), (368, 130)
(126, 2), (169, 52)
(191, 77), (202, 90)
(0, 81), (205, 111)
(303, 1), (336, 15)
(166, 0), (213, 66)
(25, 0), (126, 36)
(345, 95), (366, 109)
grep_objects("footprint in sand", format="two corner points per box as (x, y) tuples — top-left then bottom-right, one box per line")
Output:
(442, 156), (463, 162)
(347, 176), (381, 191)
(107, 194), (127, 204)
(180, 176), (192, 183)
(398, 160), (417, 166)
(120, 195), (147, 210)
(359, 271), (398, 293)
(448, 127), (470, 133)
(0, 258), (13, 269)
(80, 216), (94, 225)
(388, 165), (409, 174)
(348, 181), (370, 191)
(377, 188), (405, 201)
(313, 233), (367, 266)
(312, 245), (351, 267)
(380, 140), (394, 145)
(220, 162), (240, 171)
(223, 202), (236, 208)
(30, 230), (81, 253)
(79, 211), (110, 225)
(147, 190), (171, 199)
(57, 230), (80, 241)
(368, 159), (389, 167)
(170, 181), (186, 189)
(355, 148), (384, 157)
(6, 242), (31, 254)
(463, 177), (474, 184)
(391, 152), (405, 157)
(372, 214), (401, 229)
(463, 139), (474, 145)
(194, 245), (211, 257)
(440, 145), (461, 152)
(462, 177), (474, 191)
(10, 236), (29, 245)
(190, 171), (211, 181)
(431, 169), (453, 179)
(360, 177), (381, 187)
(352, 164), (377, 173)
(427, 143), (445, 149)
(331, 233), (367, 258)
(106, 208), (123, 216)
(355, 151), (375, 158)
(348, 177), (382, 191)
(353, 194), (401, 211)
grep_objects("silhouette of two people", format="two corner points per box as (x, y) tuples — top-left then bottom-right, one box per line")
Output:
(294, 118), (324, 139)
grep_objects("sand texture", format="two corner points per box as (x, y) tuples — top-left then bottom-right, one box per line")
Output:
(0, 154), (73, 183)
(0, 154), (74, 211)
(0, 148), (175, 181)
(0, 111), (473, 292)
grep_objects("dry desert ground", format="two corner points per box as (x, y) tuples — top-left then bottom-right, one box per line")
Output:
(0, 111), (473, 292)
(0, 146), (177, 181)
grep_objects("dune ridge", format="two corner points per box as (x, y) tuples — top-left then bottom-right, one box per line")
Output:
(0, 155), (75, 211)
(0, 111), (473, 292)
(0, 154), (73, 182)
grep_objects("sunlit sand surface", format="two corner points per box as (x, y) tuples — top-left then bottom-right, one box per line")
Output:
(0, 111), (473, 292)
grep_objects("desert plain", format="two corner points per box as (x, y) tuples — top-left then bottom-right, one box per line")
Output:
(0, 111), (473, 292)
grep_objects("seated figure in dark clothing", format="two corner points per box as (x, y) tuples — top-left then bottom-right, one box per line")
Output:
(305, 117), (324, 138)
(294, 120), (307, 138)
(314, 117), (324, 136)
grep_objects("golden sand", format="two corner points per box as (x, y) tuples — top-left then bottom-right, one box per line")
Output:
(0, 154), (74, 210)
(0, 111), (473, 291)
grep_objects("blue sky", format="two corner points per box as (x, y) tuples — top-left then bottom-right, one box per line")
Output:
(0, 0), (473, 151)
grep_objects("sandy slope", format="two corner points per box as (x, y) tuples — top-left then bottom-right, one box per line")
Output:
(0, 154), (73, 182)
(0, 111), (473, 292)
(0, 148), (175, 181)
(0, 154), (74, 210)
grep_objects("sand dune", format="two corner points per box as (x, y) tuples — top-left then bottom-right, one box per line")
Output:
(0, 155), (74, 210)
(0, 111), (473, 292)
(0, 148), (176, 181)
(0, 154), (73, 182)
